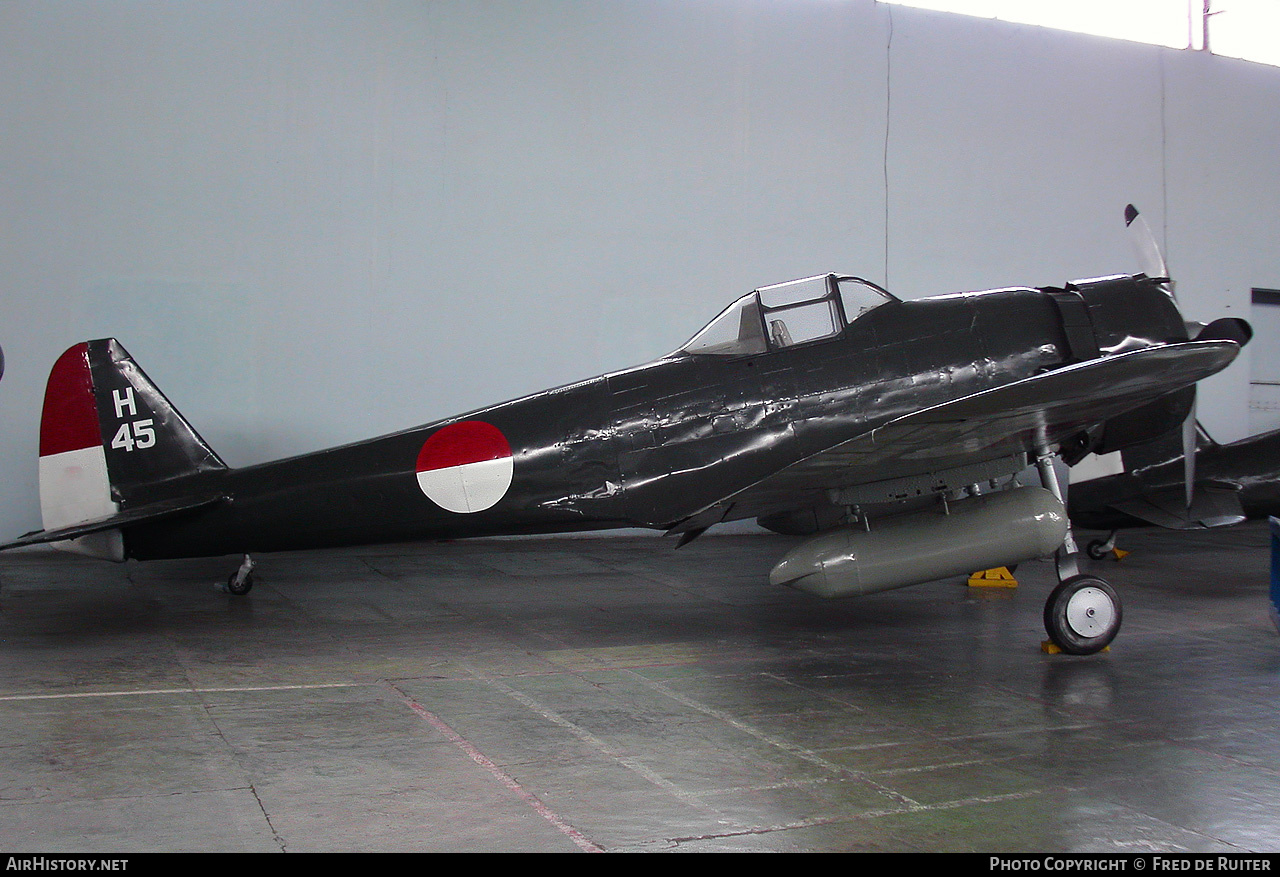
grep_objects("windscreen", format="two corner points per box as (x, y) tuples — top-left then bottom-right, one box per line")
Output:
(680, 293), (767, 356)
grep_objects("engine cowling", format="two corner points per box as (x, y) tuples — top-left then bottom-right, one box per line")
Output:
(769, 487), (1068, 598)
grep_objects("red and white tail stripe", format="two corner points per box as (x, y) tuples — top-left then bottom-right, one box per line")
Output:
(38, 343), (121, 559)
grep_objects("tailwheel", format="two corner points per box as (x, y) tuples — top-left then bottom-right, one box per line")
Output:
(225, 570), (254, 595)
(221, 554), (256, 596)
(1043, 575), (1121, 655)
(1086, 530), (1118, 560)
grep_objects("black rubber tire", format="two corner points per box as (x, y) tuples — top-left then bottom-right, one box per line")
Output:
(226, 571), (254, 596)
(1086, 539), (1110, 561)
(1044, 575), (1121, 655)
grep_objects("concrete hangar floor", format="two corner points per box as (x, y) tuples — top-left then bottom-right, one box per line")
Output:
(0, 523), (1275, 853)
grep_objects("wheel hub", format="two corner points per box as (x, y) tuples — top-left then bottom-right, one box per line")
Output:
(1065, 586), (1114, 637)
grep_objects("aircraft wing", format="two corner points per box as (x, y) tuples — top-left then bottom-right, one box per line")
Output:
(670, 340), (1241, 532)
(1107, 483), (1246, 530)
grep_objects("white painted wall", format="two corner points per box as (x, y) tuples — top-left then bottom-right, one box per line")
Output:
(0, 0), (1276, 541)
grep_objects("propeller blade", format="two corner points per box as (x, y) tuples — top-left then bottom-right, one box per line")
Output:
(1124, 204), (1174, 294)
(1182, 393), (1197, 511)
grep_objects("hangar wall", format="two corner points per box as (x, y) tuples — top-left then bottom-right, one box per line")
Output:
(0, 0), (1277, 540)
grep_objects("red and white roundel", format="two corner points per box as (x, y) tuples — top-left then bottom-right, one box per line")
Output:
(415, 421), (514, 513)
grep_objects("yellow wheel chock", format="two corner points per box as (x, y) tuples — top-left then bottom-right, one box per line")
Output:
(1042, 640), (1109, 654)
(968, 566), (1018, 588)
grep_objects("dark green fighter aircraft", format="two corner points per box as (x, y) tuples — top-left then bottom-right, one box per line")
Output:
(2, 208), (1251, 654)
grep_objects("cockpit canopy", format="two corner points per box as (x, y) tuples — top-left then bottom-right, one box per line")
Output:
(680, 274), (895, 357)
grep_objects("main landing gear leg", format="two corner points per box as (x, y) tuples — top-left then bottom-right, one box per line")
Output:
(1035, 449), (1121, 655)
(221, 554), (256, 596)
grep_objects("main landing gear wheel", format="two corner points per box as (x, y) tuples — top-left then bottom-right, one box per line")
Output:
(1043, 575), (1122, 655)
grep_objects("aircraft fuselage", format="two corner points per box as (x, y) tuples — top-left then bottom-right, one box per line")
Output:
(119, 274), (1184, 560)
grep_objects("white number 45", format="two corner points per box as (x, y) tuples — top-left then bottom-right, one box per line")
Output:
(111, 419), (156, 452)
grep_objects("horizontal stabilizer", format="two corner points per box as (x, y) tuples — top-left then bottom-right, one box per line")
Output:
(0, 494), (228, 551)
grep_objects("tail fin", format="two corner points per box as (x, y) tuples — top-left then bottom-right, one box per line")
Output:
(38, 339), (225, 559)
